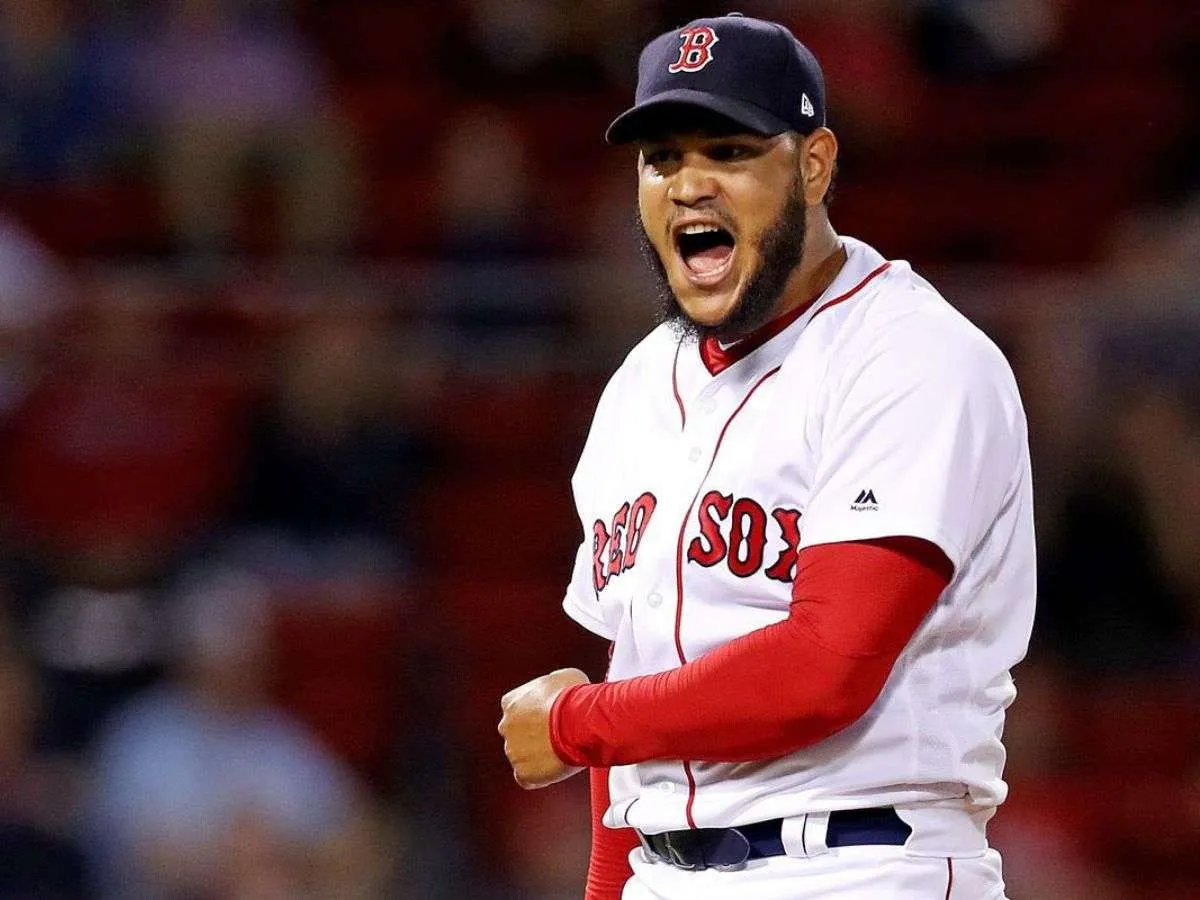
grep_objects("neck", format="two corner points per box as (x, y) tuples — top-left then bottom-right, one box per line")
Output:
(772, 218), (844, 321)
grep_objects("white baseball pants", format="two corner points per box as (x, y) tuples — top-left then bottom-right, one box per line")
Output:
(624, 846), (1006, 899)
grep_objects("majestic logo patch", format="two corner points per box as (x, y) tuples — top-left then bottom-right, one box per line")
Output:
(851, 489), (879, 511)
(668, 26), (719, 73)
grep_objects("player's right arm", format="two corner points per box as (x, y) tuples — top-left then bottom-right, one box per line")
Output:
(550, 535), (951, 766)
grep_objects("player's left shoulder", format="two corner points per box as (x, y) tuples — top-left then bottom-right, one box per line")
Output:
(853, 254), (1014, 385)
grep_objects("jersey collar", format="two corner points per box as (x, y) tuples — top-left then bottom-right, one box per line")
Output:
(698, 295), (818, 377)
(696, 238), (888, 377)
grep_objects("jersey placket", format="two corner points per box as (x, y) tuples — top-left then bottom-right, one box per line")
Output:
(665, 346), (789, 828)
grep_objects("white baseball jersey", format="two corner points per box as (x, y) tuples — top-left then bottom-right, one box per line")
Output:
(562, 236), (1036, 836)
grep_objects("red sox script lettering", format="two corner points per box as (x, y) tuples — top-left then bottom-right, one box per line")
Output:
(668, 26), (719, 73)
(593, 492), (658, 592)
(687, 491), (803, 582)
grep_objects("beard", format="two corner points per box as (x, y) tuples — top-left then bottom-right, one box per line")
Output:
(639, 175), (808, 344)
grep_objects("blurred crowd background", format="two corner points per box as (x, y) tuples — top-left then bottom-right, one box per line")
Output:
(0, 0), (1196, 898)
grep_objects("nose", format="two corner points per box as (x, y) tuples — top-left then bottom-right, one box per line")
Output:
(666, 157), (719, 207)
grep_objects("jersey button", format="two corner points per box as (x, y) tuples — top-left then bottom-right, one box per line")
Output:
(700, 398), (716, 414)
(687, 446), (702, 462)
(657, 782), (676, 794)
(646, 591), (663, 608)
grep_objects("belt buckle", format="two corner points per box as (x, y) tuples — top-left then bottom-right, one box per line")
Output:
(635, 830), (656, 865)
(662, 831), (700, 871)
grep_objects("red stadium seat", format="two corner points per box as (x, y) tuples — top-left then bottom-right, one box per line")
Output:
(415, 472), (580, 576)
(313, 1), (454, 79)
(0, 180), (165, 257)
(269, 578), (414, 785)
(429, 374), (602, 468)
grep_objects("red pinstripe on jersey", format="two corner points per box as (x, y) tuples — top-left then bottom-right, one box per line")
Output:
(671, 341), (686, 429)
(672, 363), (781, 826)
(810, 261), (891, 323)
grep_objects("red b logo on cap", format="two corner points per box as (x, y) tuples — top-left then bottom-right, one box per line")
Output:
(668, 26), (719, 73)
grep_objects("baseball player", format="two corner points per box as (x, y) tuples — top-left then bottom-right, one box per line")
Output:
(499, 13), (1034, 900)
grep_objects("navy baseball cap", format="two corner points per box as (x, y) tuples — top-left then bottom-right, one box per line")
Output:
(606, 13), (827, 145)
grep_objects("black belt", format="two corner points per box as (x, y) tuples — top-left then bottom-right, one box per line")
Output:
(638, 807), (911, 871)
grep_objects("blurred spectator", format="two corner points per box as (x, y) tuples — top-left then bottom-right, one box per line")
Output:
(1, 271), (251, 567)
(228, 297), (432, 579)
(430, 105), (584, 354)
(1105, 195), (1200, 295)
(569, 166), (659, 366)
(1149, 24), (1200, 204)
(434, 104), (536, 261)
(210, 286), (429, 792)
(0, 0), (121, 184)
(9, 553), (172, 757)
(763, 0), (923, 152)
(0, 617), (92, 898)
(86, 566), (388, 899)
(1113, 373), (1200, 628)
(0, 272), (254, 752)
(122, 0), (358, 259)
(444, 0), (643, 95)
(1037, 323), (1200, 672)
(0, 211), (75, 419)
(911, 0), (1064, 81)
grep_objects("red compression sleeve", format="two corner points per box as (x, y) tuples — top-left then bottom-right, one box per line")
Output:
(585, 767), (638, 900)
(550, 537), (952, 766)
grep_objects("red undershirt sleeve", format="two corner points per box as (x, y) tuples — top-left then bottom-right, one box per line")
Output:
(585, 767), (639, 900)
(550, 536), (952, 766)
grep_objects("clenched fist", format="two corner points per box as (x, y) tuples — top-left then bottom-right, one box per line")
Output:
(499, 668), (591, 789)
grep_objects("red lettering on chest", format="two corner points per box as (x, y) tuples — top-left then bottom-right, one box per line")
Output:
(765, 508), (803, 582)
(687, 493), (803, 581)
(686, 490), (732, 567)
(592, 492), (658, 594)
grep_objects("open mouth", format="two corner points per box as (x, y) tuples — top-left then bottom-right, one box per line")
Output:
(676, 223), (736, 284)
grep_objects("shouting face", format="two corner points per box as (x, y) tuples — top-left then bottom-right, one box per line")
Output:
(636, 122), (808, 342)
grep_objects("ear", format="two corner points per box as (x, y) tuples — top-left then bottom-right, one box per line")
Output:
(801, 128), (838, 207)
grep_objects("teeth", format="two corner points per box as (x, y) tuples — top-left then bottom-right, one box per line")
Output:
(680, 223), (723, 235)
